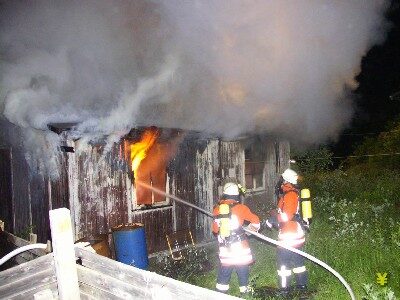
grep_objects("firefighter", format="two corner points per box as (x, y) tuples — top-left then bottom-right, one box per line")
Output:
(213, 182), (260, 295)
(266, 169), (308, 293)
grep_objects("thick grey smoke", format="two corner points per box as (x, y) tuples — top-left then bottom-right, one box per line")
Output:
(0, 0), (390, 177)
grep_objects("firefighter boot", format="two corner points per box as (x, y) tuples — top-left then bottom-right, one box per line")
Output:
(293, 266), (308, 290)
(215, 283), (229, 294)
(277, 266), (292, 296)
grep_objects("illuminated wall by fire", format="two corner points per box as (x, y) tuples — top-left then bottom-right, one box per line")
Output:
(67, 130), (289, 253)
(67, 127), (187, 253)
(0, 124), (290, 254)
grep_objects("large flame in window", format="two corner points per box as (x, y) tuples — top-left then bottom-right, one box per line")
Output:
(130, 128), (159, 175)
(126, 127), (183, 207)
(126, 127), (168, 206)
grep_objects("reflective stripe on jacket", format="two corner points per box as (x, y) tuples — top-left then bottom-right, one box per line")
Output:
(277, 183), (305, 248)
(213, 199), (260, 266)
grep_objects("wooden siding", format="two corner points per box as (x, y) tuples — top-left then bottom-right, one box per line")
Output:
(129, 207), (173, 253)
(0, 148), (13, 233)
(264, 140), (278, 205)
(69, 143), (131, 240)
(69, 141), (174, 254)
(167, 137), (247, 244)
(0, 126), (289, 255)
(49, 153), (70, 210)
(0, 253), (57, 299)
(168, 137), (198, 239)
(219, 141), (245, 184)
(277, 140), (290, 174)
(9, 149), (31, 239)
(29, 174), (51, 242)
(194, 140), (220, 241)
(75, 247), (240, 300)
(0, 147), (65, 243)
(1, 229), (240, 300)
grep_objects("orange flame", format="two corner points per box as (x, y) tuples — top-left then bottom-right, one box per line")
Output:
(130, 128), (159, 175)
(125, 128), (184, 206)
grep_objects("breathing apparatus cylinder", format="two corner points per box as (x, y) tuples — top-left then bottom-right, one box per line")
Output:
(219, 203), (231, 238)
(300, 188), (312, 219)
(237, 184), (246, 196)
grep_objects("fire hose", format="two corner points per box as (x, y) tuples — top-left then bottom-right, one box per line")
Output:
(0, 243), (48, 266)
(243, 228), (355, 300)
(136, 180), (355, 300)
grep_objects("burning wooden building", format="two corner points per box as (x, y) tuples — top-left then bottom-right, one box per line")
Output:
(0, 123), (290, 255)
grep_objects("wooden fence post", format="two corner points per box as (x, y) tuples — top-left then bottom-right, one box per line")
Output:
(49, 208), (80, 300)
(30, 233), (38, 244)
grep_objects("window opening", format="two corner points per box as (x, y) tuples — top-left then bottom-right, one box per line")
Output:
(126, 128), (170, 209)
(244, 146), (264, 191)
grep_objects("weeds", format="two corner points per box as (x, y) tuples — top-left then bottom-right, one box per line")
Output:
(362, 283), (397, 300)
(151, 168), (400, 299)
(16, 224), (35, 240)
(153, 245), (211, 284)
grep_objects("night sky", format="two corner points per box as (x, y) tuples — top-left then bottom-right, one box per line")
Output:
(333, 0), (400, 157)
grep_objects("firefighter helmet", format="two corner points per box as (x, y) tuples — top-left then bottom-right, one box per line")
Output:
(223, 182), (240, 196)
(282, 169), (298, 185)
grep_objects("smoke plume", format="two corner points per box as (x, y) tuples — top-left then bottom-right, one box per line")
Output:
(0, 0), (390, 177)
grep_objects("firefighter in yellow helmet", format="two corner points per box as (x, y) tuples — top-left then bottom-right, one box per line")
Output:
(213, 181), (260, 295)
(266, 169), (308, 294)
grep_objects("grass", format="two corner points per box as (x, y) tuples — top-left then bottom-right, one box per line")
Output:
(153, 168), (400, 299)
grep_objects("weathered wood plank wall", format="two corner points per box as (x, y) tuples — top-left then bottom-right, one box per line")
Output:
(69, 141), (174, 254)
(129, 207), (173, 253)
(9, 149), (31, 239)
(219, 141), (245, 184)
(0, 143), (63, 242)
(29, 174), (51, 242)
(0, 253), (57, 299)
(194, 140), (220, 242)
(264, 140), (278, 205)
(0, 123), (71, 243)
(75, 247), (240, 300)
(49, 153), (70, 210)
(69, 143), (131, 240)
(168, 137), (198, 239)
(0, 125), (290, 255)
(0, 148), (14, 233)
(277, 140), (291, 174)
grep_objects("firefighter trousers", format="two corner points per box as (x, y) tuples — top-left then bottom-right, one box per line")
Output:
(277, 247), (308, 289)
(216, 264), (250, 292)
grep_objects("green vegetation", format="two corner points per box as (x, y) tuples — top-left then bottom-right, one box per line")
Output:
(16, 224), (35, 240)
(151, 245), (214, 284)
(152, 167), (400, 299)
(150, 120), (400, 298)
(345, 117), (400, 170)
(302, 169), (400, 299)
(293, 146), (334, 174)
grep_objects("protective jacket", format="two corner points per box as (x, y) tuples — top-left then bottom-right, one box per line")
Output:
(276, 183), (305, 248)
(213, 199), (260, 266)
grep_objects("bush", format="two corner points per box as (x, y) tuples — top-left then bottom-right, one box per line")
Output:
(155, 167), (400, 299)
(300, 168), (400, 299)
(345, 118), (400, 170)
(306, 169), (400, 247)
(154, 246), (212, 284)
(362, 284), (397, 300)
(293, 146), (333, 174)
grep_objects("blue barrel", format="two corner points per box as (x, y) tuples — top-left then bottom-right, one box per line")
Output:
(112, 223), (149, 269)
